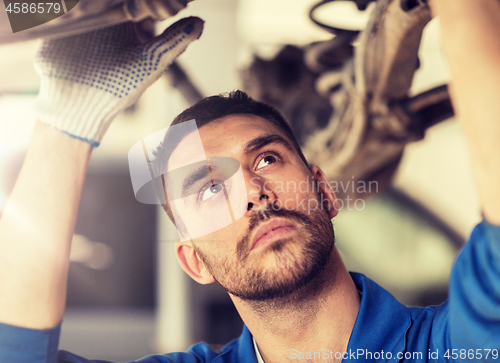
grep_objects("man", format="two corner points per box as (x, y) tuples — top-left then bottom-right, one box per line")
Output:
(0, 1), (499, 362)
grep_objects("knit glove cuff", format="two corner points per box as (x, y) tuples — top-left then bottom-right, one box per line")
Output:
(32, 17), (204, 147)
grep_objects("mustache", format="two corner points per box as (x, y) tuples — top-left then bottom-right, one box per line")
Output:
(236, 206), (312, 261)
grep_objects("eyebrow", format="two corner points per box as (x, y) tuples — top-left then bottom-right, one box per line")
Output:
(244, 134), (294, 155)
(181, 164), (213, 197)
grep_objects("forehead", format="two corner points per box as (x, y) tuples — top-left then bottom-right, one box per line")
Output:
(168, 114), (286, 171)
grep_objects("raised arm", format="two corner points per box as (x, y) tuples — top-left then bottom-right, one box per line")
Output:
(430, 0), (500, 225)
(0, 122), (92, 329)
(425, 2), (500, 357)
(0, 18), (203, 331)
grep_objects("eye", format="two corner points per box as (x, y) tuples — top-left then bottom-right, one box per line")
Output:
(201, 182), (225, 201)
(256, 154), (280, 170)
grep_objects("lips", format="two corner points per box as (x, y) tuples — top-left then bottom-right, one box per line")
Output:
(251, 219), (297, 251)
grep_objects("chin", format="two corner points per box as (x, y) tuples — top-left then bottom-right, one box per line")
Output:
(231, 239), (329, 301)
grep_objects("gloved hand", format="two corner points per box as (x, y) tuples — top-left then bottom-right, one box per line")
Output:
(32, 16), (204, 147)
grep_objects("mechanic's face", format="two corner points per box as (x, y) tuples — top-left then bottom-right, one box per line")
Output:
(171, 114), (338, 301)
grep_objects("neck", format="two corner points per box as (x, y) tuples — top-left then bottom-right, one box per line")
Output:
(231, 247), (360, 363)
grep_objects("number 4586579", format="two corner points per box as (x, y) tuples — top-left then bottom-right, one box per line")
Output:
(5, 3), (62, 14)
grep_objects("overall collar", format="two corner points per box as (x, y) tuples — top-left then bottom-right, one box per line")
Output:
(342, 272), (411, 362)
(217, 272), (411, 363)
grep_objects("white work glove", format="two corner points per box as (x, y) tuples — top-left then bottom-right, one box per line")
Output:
(32, 17), (204, 147)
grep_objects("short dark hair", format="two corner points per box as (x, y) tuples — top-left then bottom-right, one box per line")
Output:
(151, 90), (308, 222)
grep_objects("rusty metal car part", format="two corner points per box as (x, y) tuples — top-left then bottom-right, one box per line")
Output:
(243, 0), (453, 202)
(309, 0), (376, 37)
(0, 0), (192, 44)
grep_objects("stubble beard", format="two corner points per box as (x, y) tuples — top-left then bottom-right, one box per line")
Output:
(195, 196), (336, 302)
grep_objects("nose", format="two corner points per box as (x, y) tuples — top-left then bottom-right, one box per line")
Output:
(245, 175), (277, 212)
(246, 194), (270, 211)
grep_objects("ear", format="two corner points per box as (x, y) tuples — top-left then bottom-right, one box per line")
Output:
(309, 165), (339, 219)
(175, 241), (215, 285)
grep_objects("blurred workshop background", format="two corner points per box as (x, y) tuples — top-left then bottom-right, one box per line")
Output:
(0, 0), (482, 361)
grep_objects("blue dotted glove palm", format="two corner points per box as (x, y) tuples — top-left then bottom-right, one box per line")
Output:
(32, 17), (204, 147)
